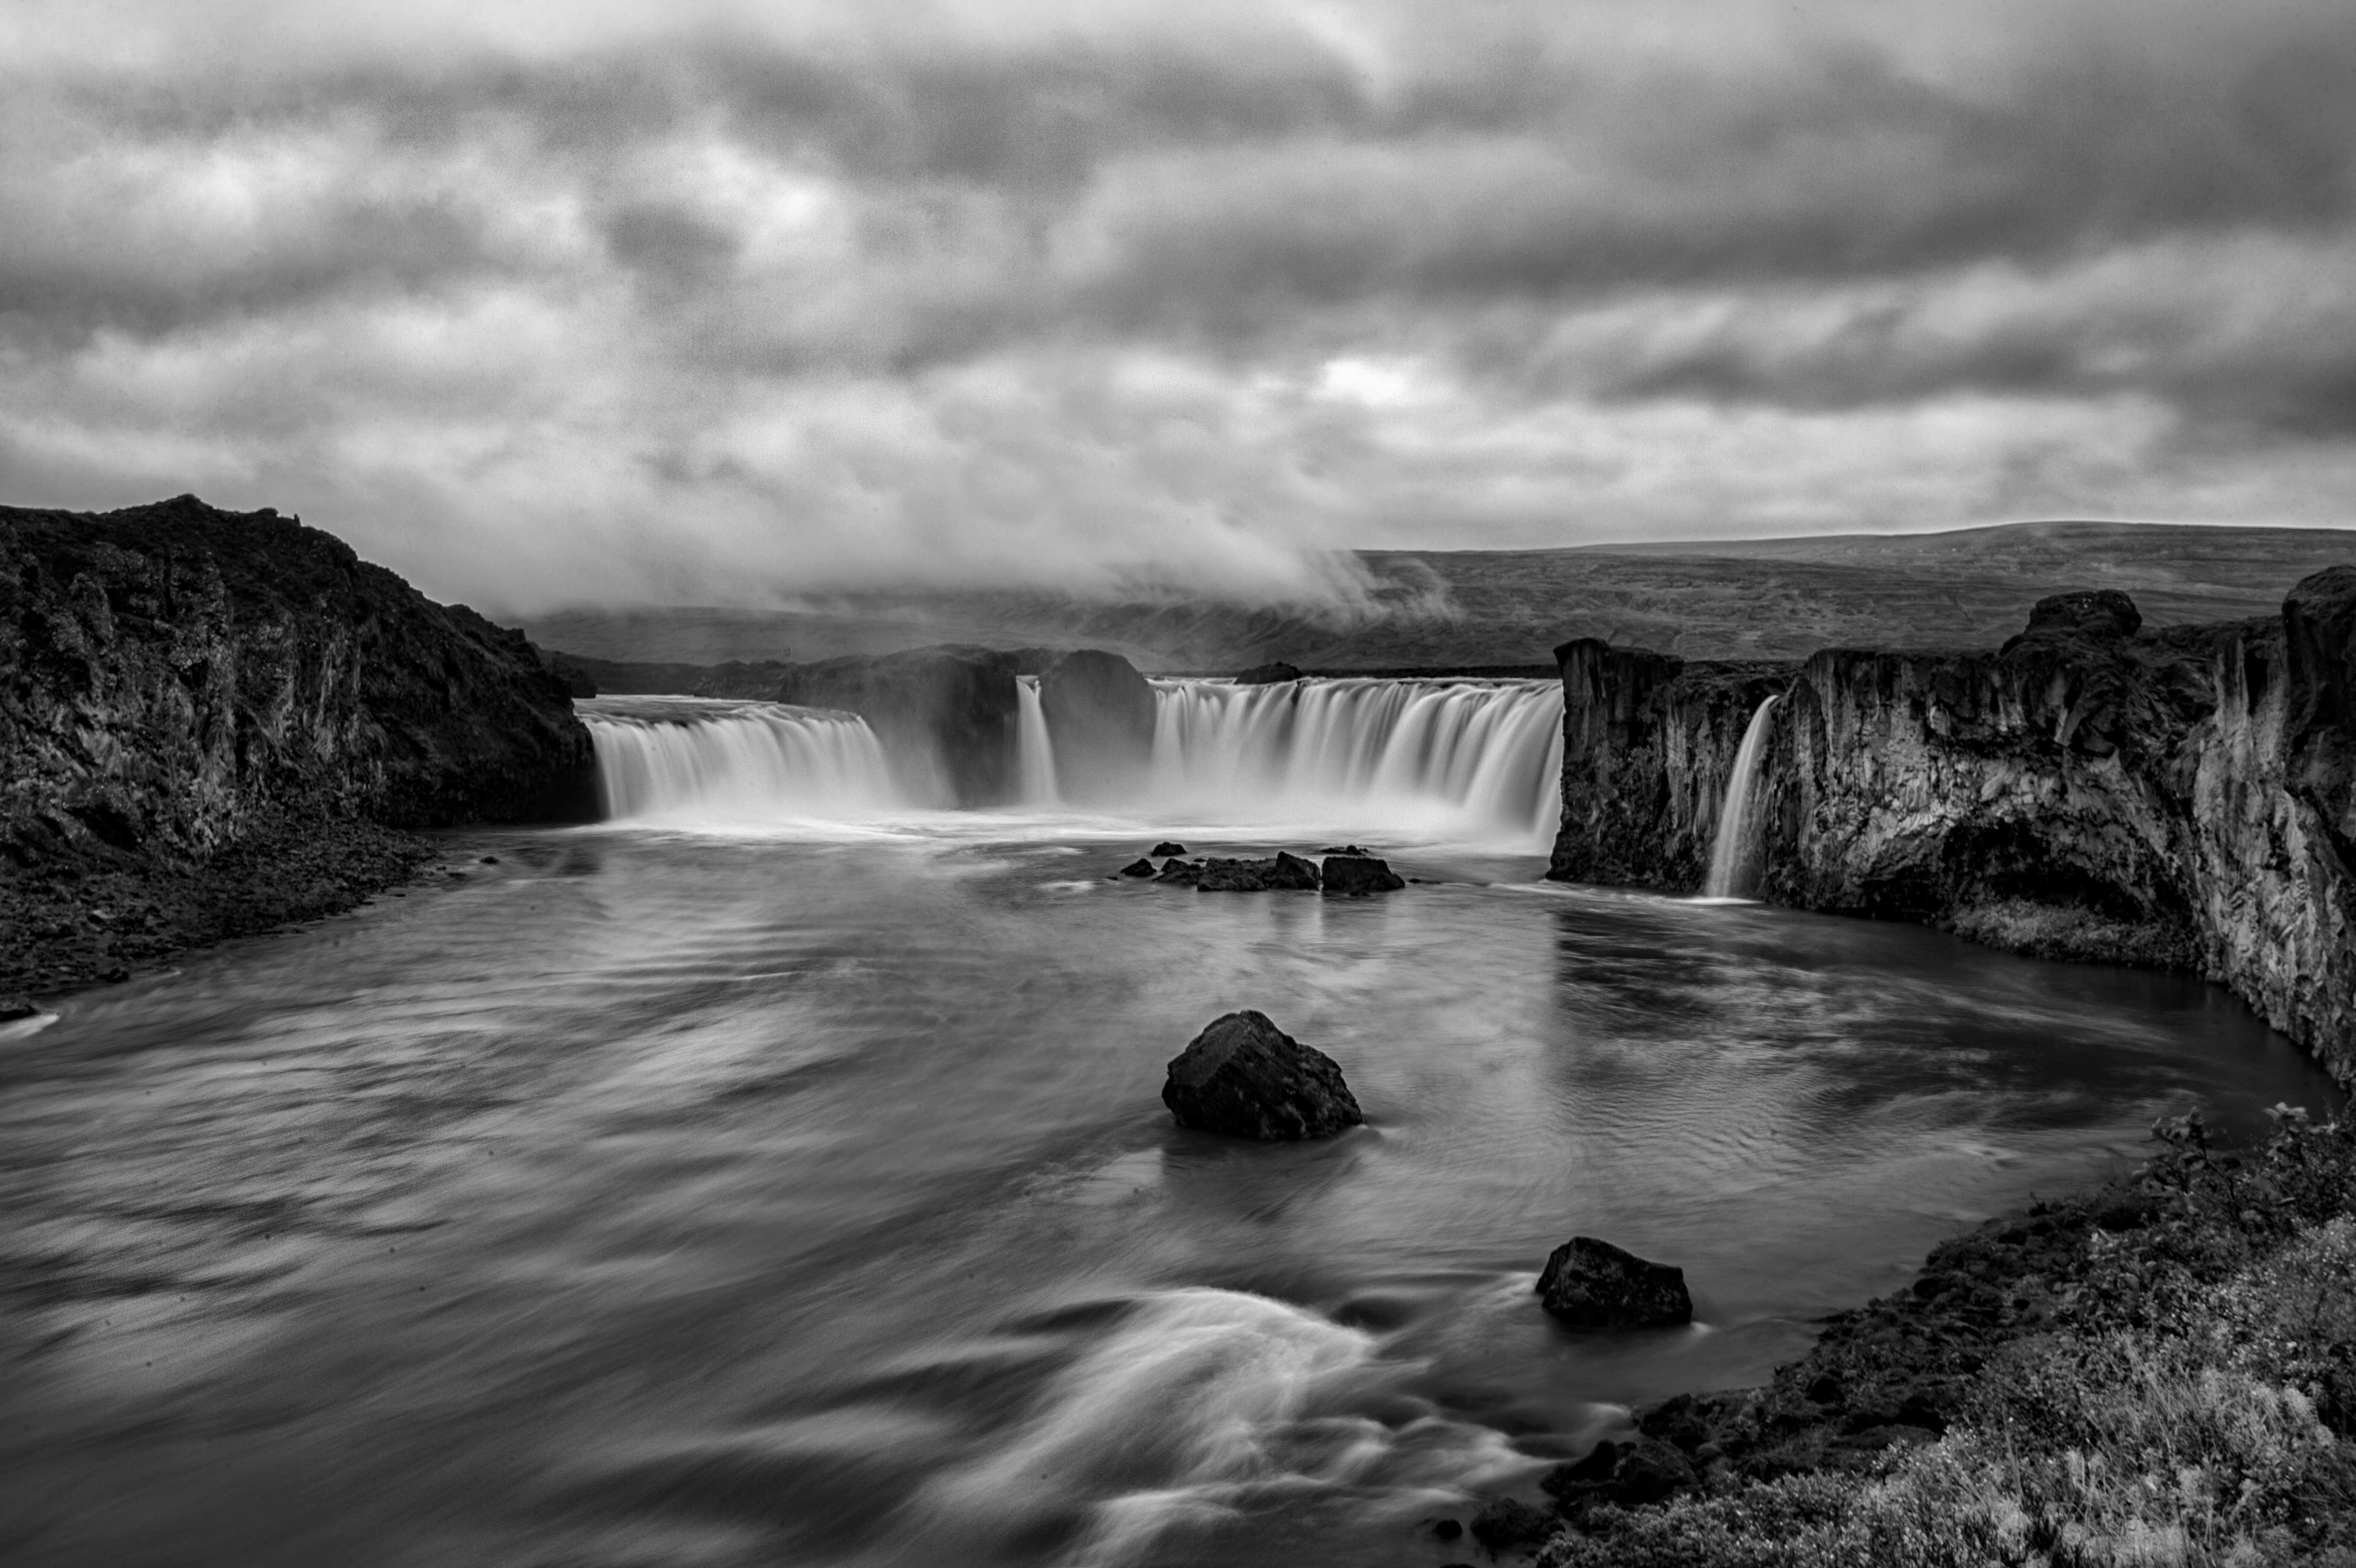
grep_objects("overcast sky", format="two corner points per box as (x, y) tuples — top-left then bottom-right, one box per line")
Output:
(3, 0), (2353, 609)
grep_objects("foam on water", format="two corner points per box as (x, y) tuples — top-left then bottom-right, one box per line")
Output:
(920, 1288), (1530, 1566)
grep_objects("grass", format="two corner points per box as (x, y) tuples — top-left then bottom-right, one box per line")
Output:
(1539, 1111), (2356, 1568)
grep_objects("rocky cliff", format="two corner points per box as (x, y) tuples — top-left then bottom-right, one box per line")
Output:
(774, 646), (1020, 806)
(1549, 573), (2356, 1088)
(1, 495), (595, 994)
(1038, 649), (1157, 804)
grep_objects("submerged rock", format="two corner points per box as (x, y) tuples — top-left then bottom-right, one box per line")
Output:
(1151, 841), (1187, 857)
(1118, 858), (1156, 878)
(1161, 1010), (1364, 1140)
(1321, 854), (1405, 895)
(1198, 852), (1321, 892)
(1536, 1236), (1693, 1329)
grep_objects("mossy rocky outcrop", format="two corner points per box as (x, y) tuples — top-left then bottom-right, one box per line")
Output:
(2, 494), (593, 868)
(1, 495), (596, 993)
(1549, 570), (2356, 1087)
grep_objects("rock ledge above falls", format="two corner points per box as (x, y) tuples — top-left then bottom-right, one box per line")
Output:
(1546, 570), (2356, 1088)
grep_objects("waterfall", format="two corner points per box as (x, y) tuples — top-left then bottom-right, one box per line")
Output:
(1015, 676), (1060, 806)
(576, 678), (1567, 851)
(1145, 678), (1565, 851)
(1703, 697), (1779, 898)
(580, 697), (902, 823)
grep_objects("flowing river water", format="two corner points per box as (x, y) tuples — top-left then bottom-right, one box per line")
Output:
(0, 686), (2341, 1568)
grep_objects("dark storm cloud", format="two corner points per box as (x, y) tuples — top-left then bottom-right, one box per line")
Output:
(1, 0), (2353, 608)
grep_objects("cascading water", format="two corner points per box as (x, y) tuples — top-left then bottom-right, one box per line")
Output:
(1146, 677), (1565, 851)
(1703, 695), (1780, 898)
(576, 677), (1566, 849)
(1014, 675), (1060, 807)
(580, 696), (903, 823)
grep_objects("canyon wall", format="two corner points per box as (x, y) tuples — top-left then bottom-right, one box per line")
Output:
(1549, 574), (2356, 1088)
(1, 494), (596, 871)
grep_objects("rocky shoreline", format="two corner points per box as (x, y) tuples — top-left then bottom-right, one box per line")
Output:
(0, 814), (441, 1007)
(1, 496), (596, 1011)
(1443, 1110), (2356, 1566)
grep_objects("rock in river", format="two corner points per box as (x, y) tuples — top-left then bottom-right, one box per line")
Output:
(1321, 854), (1405, 895)
(1161, 1011), (1364, 1140)
(1536, 1236), (1693, 1329)
(1198, 852), (1321, 892)
(1118, 858), (1157, 877)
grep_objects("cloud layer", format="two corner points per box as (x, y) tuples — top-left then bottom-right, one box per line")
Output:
(2, 0), (2352, 609)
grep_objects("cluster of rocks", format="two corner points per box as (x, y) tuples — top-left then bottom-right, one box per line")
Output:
(1117, 844), (1407, 894)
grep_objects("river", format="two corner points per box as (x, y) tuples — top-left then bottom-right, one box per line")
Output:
(0, 689), (2339, 1567)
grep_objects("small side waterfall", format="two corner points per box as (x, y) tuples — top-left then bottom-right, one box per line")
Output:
(1703, 696), (1779, 898)
(1146, 678), (1565, 850)
(1014, 677), (1060, 806)
(581, 697), (902, 823)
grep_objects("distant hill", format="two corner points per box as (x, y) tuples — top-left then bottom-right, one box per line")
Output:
(523, 520), (2356, 673)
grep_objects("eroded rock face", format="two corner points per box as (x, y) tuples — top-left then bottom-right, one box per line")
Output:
(774, 646), (1019, 806)
(0, 495), (595, 871)
(1321, 854), (1405, 894)
(1535, 1236), (1694, 1329)
(1548, 574), (2356, 1087)
(1160, 1010), (1364, 1139)
(1038, 650), (1156, 804)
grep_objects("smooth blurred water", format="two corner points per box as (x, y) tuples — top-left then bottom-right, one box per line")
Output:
(0, 822), (2338, 1568)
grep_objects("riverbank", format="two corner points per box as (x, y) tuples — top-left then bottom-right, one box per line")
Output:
(0, 816), (440, 1007)
(1506, 1109), (2356, 1567)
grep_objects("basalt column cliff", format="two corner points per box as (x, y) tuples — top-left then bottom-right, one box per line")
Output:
(1549, 571), (2356, 1088)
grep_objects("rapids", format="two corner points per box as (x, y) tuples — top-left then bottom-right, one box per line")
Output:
(2, 690), (2341, 1568)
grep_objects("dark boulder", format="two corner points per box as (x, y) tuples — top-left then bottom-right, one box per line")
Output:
(1119, 858), (1156, 878)
(1321, 854), (1404, 894)
(1154, 859), (1205, 886)
(1039, 650), (1157, 804)
(0, 995), (35, 1022)
(1234, 662), (1301, 685)
(1161, 1010), (1364, 1140)
(1151, 841), (1187, 857)
(1198, 852), (1321, 892)
(1536, 1236), (1693, 1329)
